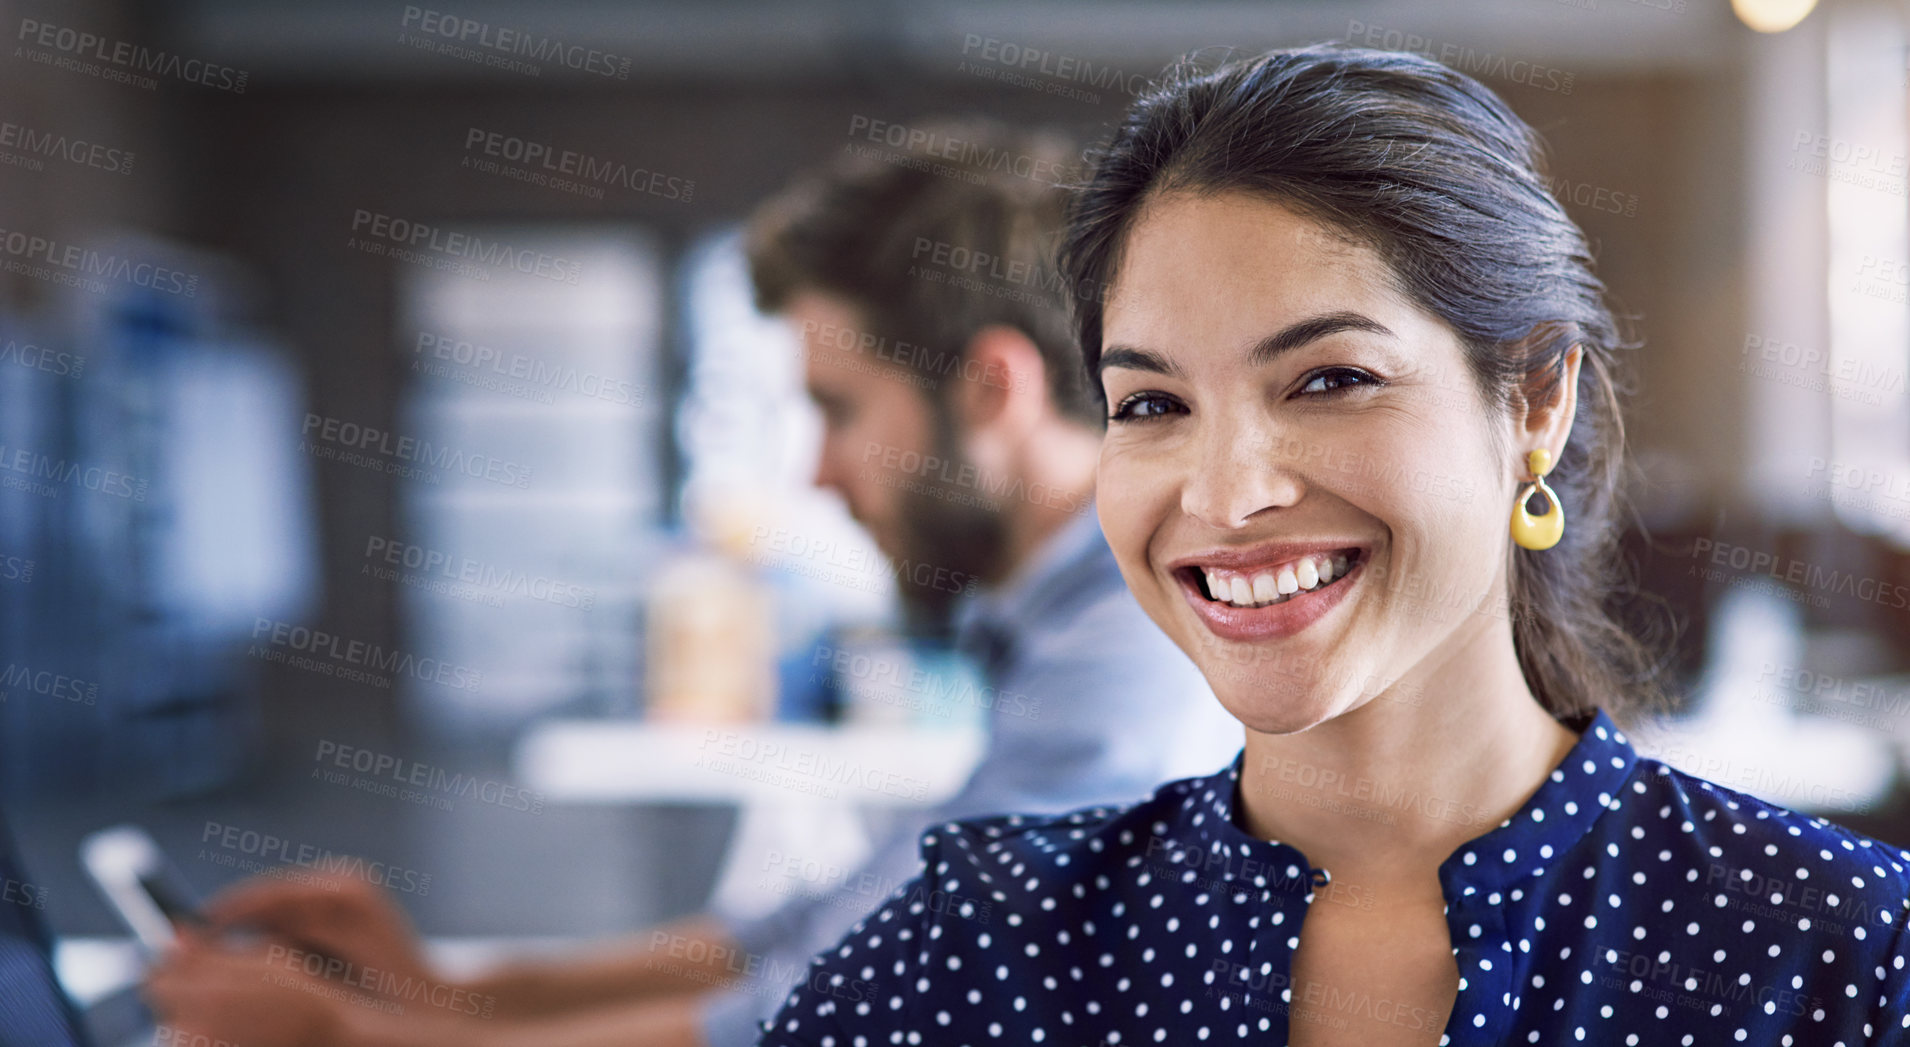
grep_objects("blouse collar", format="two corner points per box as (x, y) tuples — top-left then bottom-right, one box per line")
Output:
(1170, 707), (1638, 899)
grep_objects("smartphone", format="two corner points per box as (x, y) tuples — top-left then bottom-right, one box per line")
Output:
(80, 825), (205, 953)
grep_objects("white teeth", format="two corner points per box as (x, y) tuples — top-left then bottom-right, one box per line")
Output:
(1201, 551), (1357, 608)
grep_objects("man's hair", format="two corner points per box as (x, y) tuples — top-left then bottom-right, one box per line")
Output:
(746, 116), (1100, 426)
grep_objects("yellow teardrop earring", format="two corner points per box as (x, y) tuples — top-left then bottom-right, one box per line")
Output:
(1509, 448), (1564, 551)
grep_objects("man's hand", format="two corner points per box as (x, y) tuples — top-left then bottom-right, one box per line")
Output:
(199, 870), (438, 997)
(145, 933), (347, 1047)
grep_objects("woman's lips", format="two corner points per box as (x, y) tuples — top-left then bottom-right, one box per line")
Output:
(1175, 549), (1364, 642)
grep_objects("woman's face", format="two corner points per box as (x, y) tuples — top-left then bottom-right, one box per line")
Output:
(1096, 191), (1522, 735)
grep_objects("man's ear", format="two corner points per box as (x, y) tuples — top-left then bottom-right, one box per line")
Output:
(949, 325), (1049, 438)
(1511, 344), (1583, 463)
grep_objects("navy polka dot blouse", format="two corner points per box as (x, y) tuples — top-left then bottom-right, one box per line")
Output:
(756, 709), (1910, 1045)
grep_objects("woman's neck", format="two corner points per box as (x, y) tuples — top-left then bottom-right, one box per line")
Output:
(1234, 615), (1583, 882)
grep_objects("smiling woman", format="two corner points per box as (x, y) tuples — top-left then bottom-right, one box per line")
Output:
(1066, 55), (1651, 735)
(756, 43), (1910, 1047)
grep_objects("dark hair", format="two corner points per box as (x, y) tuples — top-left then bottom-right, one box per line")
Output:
(1058, 43), (1672, 726)
(747, 116), (1100, 426)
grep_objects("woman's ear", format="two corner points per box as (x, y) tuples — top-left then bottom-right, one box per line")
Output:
(1513, 344), (1583, 460)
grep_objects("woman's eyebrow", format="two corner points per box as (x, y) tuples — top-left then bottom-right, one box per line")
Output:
(1100, 310), (1397, 377)
(1246, 311), (1396, 366)
(1098, 345), (1181, 377)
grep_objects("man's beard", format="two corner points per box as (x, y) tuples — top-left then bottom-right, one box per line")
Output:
(888, 406), (1012, 633)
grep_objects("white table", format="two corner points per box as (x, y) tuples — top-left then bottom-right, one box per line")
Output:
(513, 721), (985, 805)
(56, 935), (585, 1012)
(512, 721), (986, 920)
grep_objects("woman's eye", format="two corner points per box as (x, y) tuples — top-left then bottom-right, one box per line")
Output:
(1297, 367), (1380, 397)
(1109, 392), (1185, 422)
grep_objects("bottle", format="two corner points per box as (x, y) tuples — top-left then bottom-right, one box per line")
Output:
(643, 496), (776, 723)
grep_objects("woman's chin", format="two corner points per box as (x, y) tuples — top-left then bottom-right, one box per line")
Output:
(1213, 688), (1344, 737)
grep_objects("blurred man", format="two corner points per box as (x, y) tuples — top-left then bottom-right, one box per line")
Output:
(146, 117), (1242, 1047)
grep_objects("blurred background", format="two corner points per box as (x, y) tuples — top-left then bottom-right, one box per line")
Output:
(5, 0), (1910, 1027)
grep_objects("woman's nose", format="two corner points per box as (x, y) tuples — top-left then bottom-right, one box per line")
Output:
(1178, 422), (1305, 529)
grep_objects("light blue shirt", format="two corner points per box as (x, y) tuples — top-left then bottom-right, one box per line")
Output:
(698, 505), (1242, 1045)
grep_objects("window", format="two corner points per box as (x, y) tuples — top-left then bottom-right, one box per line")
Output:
(397, 227), (664, 741)
(1825, 2), (1910, 543)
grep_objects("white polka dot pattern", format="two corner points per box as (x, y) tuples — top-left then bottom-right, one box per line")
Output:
(754, 709), (1910, 1045)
